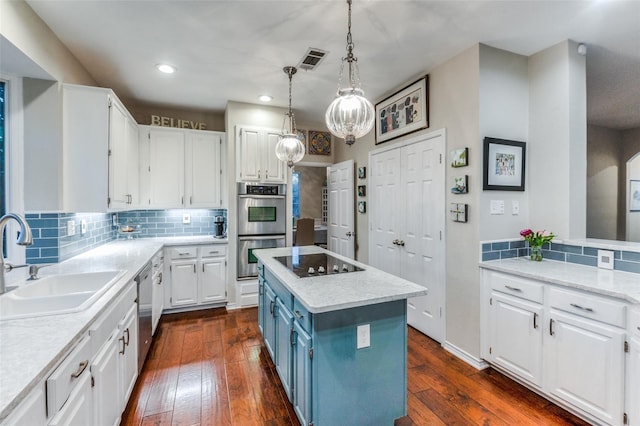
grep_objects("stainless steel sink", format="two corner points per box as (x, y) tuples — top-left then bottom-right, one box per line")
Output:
(0, 270), (126, 321)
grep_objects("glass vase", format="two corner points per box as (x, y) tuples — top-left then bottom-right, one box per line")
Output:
(530, 245), (543, 261)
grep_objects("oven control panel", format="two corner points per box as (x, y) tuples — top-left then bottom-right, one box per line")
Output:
(238, 183), (286, 196)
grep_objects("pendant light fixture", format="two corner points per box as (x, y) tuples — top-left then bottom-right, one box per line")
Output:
(275, 66), (305, 167)
(325, 0), (374, 146)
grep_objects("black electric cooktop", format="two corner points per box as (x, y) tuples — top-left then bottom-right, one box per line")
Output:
(274, 253), (364, 278)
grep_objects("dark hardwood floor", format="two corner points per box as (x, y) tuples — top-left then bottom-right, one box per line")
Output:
(121, 308), (591, 426)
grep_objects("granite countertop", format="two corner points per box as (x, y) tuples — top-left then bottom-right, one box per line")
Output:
(480, 257), (640, 304)
(0, 236), (227, 422)
(254, 246), (427, 314)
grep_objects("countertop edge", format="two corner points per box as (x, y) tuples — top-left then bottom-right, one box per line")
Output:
(479, 259), (640, 305)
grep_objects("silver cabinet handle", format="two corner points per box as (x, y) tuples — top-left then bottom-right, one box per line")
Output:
(70, 360), (88, 379)
(193, 264), (196, 273)
(124, 328), (130, 345)
(505, 285), (522, 292)
(208, 251), (220, 255)
(119, 336), (126, 354)
(294, 310), (304, 320)
(570, 303), (594, 312)
(290, 326), (295, 346)
(549, 318), (555, 336)
(178, 252), (190, 256)
(533, 312), (538, 329)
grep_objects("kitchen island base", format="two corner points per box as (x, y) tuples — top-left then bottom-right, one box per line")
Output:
(256, 247), (427, 426)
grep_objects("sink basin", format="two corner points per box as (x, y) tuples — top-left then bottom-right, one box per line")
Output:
(0, 270), (126, 321)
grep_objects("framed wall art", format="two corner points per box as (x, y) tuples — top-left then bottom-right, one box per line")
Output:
(357, 185), (366, 197)
(357, 167), (366, 179)
(308, 130), (331, 155)
(450, 203), (468, 223)
(375, 76), (429, 145)
(630, 180), (640, 211)
(450, 148), (468, 167)
(451, 175), (468, 194)
(483, 137), (526, 191)
(358, 201), (366, 214)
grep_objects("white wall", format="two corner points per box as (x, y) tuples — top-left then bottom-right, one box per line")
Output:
(529, 40), (586, 239)
(478, 45), (530, 240)
(0, 1), (95, 86)
(587, 125), (622, 240)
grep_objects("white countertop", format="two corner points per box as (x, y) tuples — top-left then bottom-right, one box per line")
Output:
(0, 236), (227, 422)
(254, 246), (427, 314)
(480, 257), (640, 304)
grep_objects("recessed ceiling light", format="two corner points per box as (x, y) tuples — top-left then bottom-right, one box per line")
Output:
(156, 63), (176, 74)
(259, 95), (273, 102)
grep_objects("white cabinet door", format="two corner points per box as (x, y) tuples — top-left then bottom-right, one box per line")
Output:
(263, 129), (285, 183)
(47, 372), (93, 426)
(275, 297), (294, 401)
(119, 304), (138, 407)
(152, 270), (164, 335)
(186, 132), (222, 207)
(236, 126), (286, 183)
(488, 292), (543, 387)
(545, 310), (625, 425)
(91, 332), (121, 426)
(108, 99), (129, 208)
(148, 128), (185, 208)
(170, 260), (198, 306)
(628, 338), (640, 425)
(125, 116), (140, 207)
(199, 258), (226, 303)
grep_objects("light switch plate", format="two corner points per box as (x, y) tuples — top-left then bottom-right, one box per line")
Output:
(512, 200), (520, 215)
(183, 213), (191, 224)
(597, 249), (614, 270)
(490, 200), (505, 215)
(357, 324), (370, 349)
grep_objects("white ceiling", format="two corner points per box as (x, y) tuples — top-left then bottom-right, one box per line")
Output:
(22, 0), (640, 129)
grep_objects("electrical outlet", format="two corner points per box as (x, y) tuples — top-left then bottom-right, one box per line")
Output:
(597, 249), (614, 270)
(357, 324), (370, 349)
(512, 200), (520, 215)
(81, 219), (87, 235)
(112, 213), (118, 227)
(183, 213), (191, 224)
(67, 220), (76, 236)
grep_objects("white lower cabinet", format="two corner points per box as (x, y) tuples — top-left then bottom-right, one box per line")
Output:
(482, 269), (629, 425)
(627, 308), (640, 426)
(151, 250), (165, 334)
(167, 244), (227, 309)
(47, 372), (93, 426)
(90, 281), (138, 426)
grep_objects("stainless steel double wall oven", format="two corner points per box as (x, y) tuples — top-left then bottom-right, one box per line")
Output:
(237, 183), (286, 279)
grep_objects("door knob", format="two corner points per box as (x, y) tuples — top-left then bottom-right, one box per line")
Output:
(398, 240), (405, 246)
(346, 231), (354, 237)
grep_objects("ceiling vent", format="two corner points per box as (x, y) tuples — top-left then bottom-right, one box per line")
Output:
(297, 48), (328, 71)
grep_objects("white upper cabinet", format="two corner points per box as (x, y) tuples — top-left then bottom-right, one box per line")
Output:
(63, 84), (139, 212)
(140, 125), (225, 209)
(236, 125), (285, 183)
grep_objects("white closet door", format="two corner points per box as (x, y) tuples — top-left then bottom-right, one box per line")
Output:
(403, 136), (445, 342)
(328, 160), (355, 259)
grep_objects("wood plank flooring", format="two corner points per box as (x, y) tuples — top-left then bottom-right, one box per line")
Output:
(121, 308), (591, 426)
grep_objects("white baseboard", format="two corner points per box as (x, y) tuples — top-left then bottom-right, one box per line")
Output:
(443, 341), (490, 370)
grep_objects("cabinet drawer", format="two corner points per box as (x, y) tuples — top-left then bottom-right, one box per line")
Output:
(293, 298), (312, 333)
(170, 246), (197, 259)
(46, 333), (91, 415)
(199, 244), (227, 258)
(89, 282), (136, 357)
(630, 308), (640, 338)
(489, 271), (544, 304)
(548, 287), (626, 328)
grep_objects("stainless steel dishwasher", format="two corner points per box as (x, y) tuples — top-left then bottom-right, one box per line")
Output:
(135, 262), (153, 372)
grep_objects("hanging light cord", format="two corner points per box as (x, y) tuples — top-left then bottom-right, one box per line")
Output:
(283, 66), (297, 135)
(343, 0), (359, 90)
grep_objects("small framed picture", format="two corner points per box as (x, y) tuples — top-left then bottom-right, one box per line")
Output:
(483, 137), (526, 191)
(450, 203), (468, 223)
(357, 185), (366, 197)
(375, 76), (429, 144)
(357, 167), (366, 179)
(450, 148), (468, 167)
(451, 175), (468, 194)
(630, 180), (640, 211)
(308, 130), (331, 155)
(358, 201), (366, 214)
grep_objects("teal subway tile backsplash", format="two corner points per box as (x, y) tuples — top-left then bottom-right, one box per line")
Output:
(25, 209), (227, 264)
(481, 238), (640, 274)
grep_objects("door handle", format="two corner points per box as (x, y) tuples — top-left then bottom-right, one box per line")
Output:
(346, 231), (355, 237)
(398, 240), (405, 246)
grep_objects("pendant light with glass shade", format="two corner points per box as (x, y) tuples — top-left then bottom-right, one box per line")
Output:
(325, 0), (374, 146)
(275, 66), (305, 167)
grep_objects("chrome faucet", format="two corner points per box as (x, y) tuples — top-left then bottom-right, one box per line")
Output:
(0, 213), (33, 294)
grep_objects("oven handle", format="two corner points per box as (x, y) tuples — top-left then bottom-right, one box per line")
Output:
(238, 194), (285, 200)
(238, 235), (286, 241)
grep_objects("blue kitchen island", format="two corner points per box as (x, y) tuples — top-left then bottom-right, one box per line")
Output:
(254, 246), (427, 426)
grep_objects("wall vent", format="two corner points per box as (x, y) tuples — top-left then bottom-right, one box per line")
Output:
(298, 48), (328, 71)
